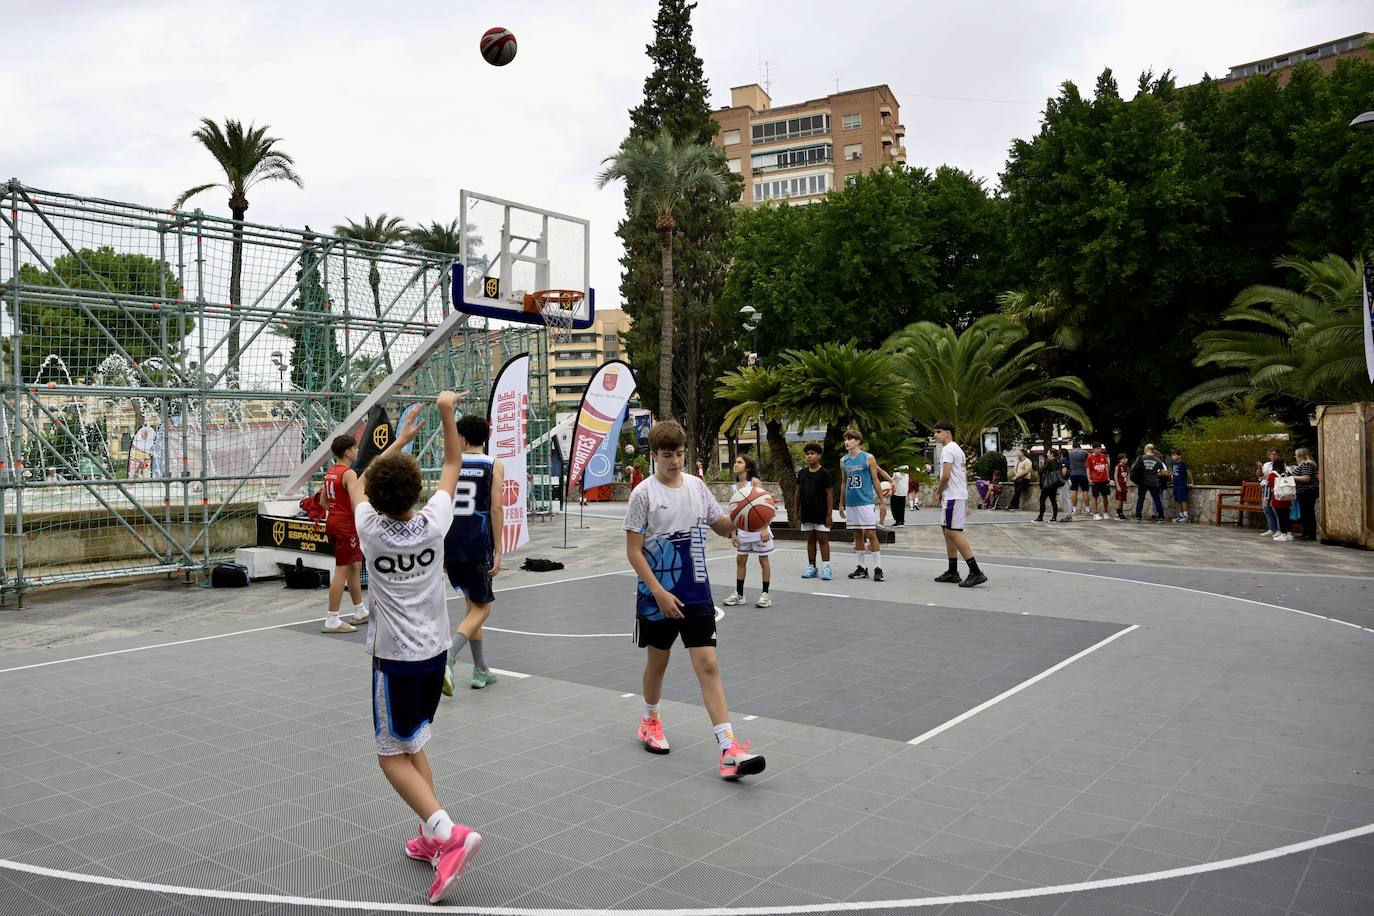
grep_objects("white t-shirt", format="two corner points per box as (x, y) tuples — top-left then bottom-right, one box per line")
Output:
(940, 442), (967, 501)
(892, 471), (910, 498)
(355, 491), (454, 662)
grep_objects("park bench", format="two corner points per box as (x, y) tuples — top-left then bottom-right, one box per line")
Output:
(1214, 481), (1265, 526)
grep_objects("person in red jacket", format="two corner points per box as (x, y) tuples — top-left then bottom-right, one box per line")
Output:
(1266, 457), (1295, 542)
(1112, 453), (1130, 521)
(319, 435), (367, 632)
(1086, 445), (1112, 519)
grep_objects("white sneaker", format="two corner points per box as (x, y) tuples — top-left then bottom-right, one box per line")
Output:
(1260, 530), (1277, 537)
(1094, 513), (1104, 520)
(754, 593), (773, 608)
(722, 593), (747, 606)
(1274, 533), (1294, 542)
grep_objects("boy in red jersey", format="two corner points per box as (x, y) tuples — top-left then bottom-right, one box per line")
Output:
(1086, 444), (1111, 519)
(319, 435), (368, 633)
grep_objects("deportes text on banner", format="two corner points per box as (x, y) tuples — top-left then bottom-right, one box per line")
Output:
(582, 405), (629, 490)
(568, 360), (637, 494)
(488, 354), (531, 553)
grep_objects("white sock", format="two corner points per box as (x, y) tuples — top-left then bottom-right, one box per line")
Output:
(325, 612), (341, 629)
(422, 809), (454, 842)
(872, 551), (882, 570)
(352, 603), (367, 619)
(643, 702), (660, 721)
(713, 722), (735, 751)
(859, 551), (868, 570)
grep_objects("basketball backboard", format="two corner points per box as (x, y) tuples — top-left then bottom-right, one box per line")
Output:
(457, 190), (594, 329)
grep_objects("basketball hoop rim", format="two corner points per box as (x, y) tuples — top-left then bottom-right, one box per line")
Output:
(524, 289), (586, 312)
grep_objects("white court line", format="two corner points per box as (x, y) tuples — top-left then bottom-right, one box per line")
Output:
(1, 821), (1371, 914)
(482, 626), (630, 638)
(486, 667), (530, 679)
(0, 570), (632, 675)
(811, 592), (849, 598)
(907, 625), (1140, 745)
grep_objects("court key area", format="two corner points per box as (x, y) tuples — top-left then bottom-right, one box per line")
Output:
(0, 540), (1372, 915)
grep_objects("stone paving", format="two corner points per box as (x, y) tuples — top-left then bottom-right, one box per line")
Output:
(0, 507), (1371, 915)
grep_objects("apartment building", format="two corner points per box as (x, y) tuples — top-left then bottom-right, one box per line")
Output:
(712, 83), (905, 206)
(1215, 32), (1370, 90)
(548, 308), (633, 413)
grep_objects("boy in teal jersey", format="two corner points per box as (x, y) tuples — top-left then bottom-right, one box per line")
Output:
(838, 429), (892, 582)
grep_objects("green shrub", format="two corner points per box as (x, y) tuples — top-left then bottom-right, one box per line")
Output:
(1163, 404), (1291, 485)
(972, 450), (1008, 480)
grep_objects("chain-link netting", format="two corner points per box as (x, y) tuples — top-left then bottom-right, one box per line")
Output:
(0, 181), (553, 603)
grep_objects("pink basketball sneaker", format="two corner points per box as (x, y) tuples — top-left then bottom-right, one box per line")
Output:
(428, 824), (481, 904)
(405, 822), (441, 863)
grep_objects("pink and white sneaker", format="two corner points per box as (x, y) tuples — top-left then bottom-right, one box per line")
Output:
(638, 716), (670, 754)
(405, 822), (441, 863)
(719, 739), (766, 780)
(428, 824), (481, 904)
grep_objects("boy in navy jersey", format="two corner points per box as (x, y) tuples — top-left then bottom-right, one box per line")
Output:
(441, 415), (505, 696)
(624, 420), (765, 780)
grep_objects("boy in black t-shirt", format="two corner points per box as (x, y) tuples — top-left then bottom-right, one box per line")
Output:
(795, 443), (835, 581)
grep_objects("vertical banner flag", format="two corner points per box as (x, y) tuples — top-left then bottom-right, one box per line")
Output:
(582, 405), (630, 490)
(488, 354), (531, 553)
(1363, 261), (1374, 384)
(351, 404), (393, 475)
(568, 360), (637, 494)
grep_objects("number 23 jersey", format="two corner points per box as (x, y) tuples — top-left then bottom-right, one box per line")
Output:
(444, 454), (494, 563)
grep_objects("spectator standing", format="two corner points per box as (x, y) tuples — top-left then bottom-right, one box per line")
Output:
(1258, 447), (1281, 537)
(1057, 449), (1074, 522)
(1170, 450), (1195, 523)
(1086, 445), (1111, 519)
(1267, 458), (1295, 541)
(1034, 449), (1065, 523)
(1008, 449), (1032, 510)
(1066, 440), (1091, 517)
(1292, 448), (1319, 541)
(1131, 445), (1168, 522)
(1113, 453), (1130, 520)
(795, 443), (834, 580)
(890, 466), (910, 526)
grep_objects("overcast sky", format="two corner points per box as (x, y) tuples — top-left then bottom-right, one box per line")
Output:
(2, 0), (1368, 314)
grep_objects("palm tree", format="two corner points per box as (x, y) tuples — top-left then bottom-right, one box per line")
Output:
(997, 286), (1089, 447)
(886, 315), (1091, 452)
(175, 118), (302, 387)
(1170, 254), (1374, 418)
(715, 366), (799, 521)
(334, 214), (407, 375)
(405, 220), (486, 321)
(596, 128), (729, 420)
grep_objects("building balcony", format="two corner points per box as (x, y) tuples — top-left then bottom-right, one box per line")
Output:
(894, 123), (906, 138)
(889, 145), (906, 158)
(882, 133), (893, 146)
(751, 153), (834, 174)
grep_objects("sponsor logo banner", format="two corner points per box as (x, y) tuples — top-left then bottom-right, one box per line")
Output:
(568, 360), (637, 494)
(488, 354), (530, 553)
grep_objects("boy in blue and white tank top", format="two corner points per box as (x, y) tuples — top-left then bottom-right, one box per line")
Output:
(839, 429), (891, 582)
(441, 415), (505, 695)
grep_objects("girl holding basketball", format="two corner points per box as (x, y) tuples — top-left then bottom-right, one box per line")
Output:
(724, 454), (775, 608)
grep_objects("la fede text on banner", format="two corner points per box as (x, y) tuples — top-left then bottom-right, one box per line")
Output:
(488, 354), (531, 553)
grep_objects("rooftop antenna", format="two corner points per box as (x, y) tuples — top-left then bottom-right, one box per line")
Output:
(835, 76), (841, 94)
(757, 56), (775, 95)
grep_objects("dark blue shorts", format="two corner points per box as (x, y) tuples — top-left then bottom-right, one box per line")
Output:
(372, 652), (447, 755)
(446, 560), (496, 605)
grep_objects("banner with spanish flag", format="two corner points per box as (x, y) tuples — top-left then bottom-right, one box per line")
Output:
(567, 359), (637, 495)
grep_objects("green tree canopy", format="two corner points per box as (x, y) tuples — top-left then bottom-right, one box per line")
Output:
(885, 315), (1091, 453)
(1170, 254), (1374, 416)
(12, 246), (191, 383)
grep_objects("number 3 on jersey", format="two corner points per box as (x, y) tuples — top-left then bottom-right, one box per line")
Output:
(453, 480), (478, 516)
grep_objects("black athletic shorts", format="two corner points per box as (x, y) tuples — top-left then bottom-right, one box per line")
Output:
(637, 606), (717, 650)
(1069, 474), (1090, 492)
(1090, 480), (1111, 497)
(446, 560), (496, 605)
(372, 652), (447, 755)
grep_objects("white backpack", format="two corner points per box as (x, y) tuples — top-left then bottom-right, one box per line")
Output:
(1272, 474), (1297, 501)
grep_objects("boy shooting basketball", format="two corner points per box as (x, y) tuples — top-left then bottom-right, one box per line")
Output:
(318, 435), (368, 632)
(624, 420), (765, 780)
(344, 393), (480, 903)
(441, 415), (505, 695)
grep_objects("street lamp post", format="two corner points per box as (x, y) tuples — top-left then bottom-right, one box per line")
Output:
(738, 305), (763, 460)
(1349, 111), (1374, 131)
(270, 351), (285, 391)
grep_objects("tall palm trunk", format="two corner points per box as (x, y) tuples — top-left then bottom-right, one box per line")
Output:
(764, 418), (798, 526)
(227, 204), (246, 388)
(657, 217), (674, 421)
(368, 262), (393, 375)
(684, 305), (699, 471)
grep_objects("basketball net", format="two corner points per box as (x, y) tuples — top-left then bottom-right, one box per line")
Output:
(526, 289), (583, 345)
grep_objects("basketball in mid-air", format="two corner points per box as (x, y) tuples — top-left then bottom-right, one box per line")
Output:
(480, 27), (517, 66)
(730, 485), (776, 533)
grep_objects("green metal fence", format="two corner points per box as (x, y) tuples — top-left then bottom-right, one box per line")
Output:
(0, 180), (553, 605)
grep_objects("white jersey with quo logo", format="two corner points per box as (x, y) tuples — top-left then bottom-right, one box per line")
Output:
(355, 491), (454, 662)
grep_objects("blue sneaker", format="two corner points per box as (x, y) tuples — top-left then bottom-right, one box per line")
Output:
(801, 564), (818, 579)
(820, 565), (832, 581)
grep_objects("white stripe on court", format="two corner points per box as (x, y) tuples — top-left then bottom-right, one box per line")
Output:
(1, 821), (1371, 914)
(810, 592), (849, 598)
(483, 626), (629, 638)
(907, 625), (1139, 745)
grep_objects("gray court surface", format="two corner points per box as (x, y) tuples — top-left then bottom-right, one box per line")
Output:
(1, 543), (1372, 915)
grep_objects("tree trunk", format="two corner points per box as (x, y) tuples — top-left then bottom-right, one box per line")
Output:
(369, 263), (393, 375)
(684, 304), (699, 471)
(227, 206), (246, 389)
(764, 418), (799, 527)
(657, 224), (674, 421)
